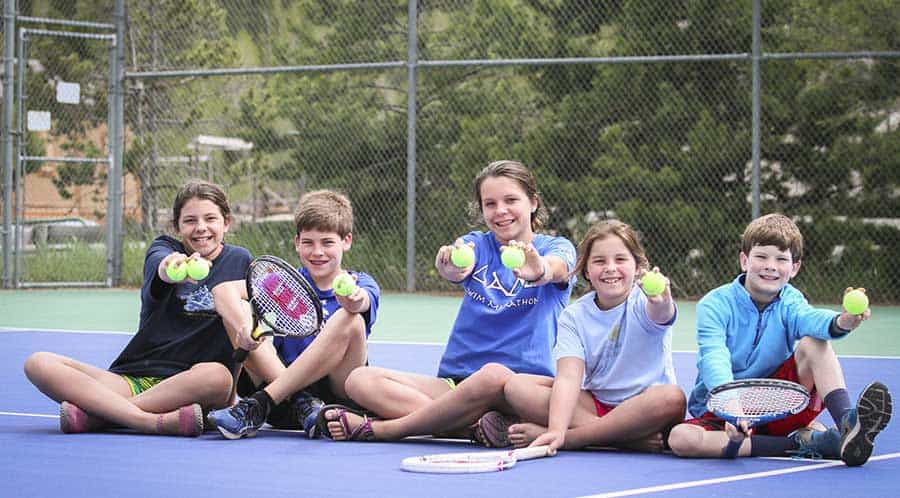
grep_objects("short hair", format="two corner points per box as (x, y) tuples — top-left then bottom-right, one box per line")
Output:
(741, 213), (803, 261)
(469, 160), (549, 231)
(172, 180), (231, 230)
(294, 190), (353, 237)
(572, 220), (649, 280)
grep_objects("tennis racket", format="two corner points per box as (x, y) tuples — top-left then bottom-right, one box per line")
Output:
(401, 445), (551, 474)
(707, 378), (810, 428)
(232, 255), (324, 363)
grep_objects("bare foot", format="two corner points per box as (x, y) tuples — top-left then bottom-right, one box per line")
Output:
(618, 432), (664, 453)
(324, 408), (377, 441)
(508, 422), (546, 448)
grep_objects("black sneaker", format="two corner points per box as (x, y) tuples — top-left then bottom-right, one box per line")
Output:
(266, 391), (325, 439)
(840, 381), (892, 466)
(207, 397), (267, 440)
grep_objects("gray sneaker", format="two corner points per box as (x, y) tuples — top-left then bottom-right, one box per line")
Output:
(839, 381), (892, 467)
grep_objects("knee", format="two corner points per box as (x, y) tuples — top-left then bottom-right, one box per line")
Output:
(324, 309), (366, 342)
(23, 351), (58, 382)
(469, 363), (514, 394)
(653, 385), (687, 420)
(667, 424), (702, 457)
(344, 366), (376, 401)
(191, 362), (233, 407)
(795, 336), (833, 362)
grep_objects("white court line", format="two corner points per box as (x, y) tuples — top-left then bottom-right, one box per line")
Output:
(3, 328), (899, 358)
(576, 452), (900, 498)
(0, 411), (57, 418)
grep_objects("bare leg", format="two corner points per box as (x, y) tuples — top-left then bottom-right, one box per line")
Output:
(328, 363), (515, 440)
(344, 367), (453, 419)
(505, 374), (685, 451)
(794, 336), (845, 397)
(263, 309), (367, 403)
(24, 352), (231, 434)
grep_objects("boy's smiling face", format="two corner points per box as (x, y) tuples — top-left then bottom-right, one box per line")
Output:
(740, 244), (801, 304)
(294, 228), (352, 287)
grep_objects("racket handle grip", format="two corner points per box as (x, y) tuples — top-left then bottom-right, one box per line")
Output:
(233, 348), (249, 363)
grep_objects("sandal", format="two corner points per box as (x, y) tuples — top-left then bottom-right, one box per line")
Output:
(472, 410), (517, 448)
(315, 404), (376, 442)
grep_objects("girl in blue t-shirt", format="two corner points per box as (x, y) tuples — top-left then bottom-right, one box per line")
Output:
(24, 180), (253, 437)
(320, 160), (577, 444)
(503, 220), (685, 453)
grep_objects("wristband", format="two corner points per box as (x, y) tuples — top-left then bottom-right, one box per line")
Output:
(526, 257), (550, 284)
(722, 439), (742, 458)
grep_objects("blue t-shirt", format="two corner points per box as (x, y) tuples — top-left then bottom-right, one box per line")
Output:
(109, 235), (253, 377)
(437, 231), (576, 378)
(554, 286), (676, 406)
(273, 267), (380, 365)
(688, 274), (841, 417)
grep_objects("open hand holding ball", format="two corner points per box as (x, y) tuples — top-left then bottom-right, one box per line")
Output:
(186, 258), (210, 280)
(451, 245), (475, 268)
(333, 273), (357, 297)
(501, 246), (526, 270)
(842, 288), (869, 315)
(641, 271), (667, 297)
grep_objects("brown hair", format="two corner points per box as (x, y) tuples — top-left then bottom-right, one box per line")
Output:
(572, 220), (649, 280)
(172, 180), (231, 230)
(741, 213), (803, 261)
(294, 190), (353, 237)
(468, 160), (548, 231)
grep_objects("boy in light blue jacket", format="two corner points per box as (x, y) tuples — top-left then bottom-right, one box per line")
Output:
(667, 214), (891, 466)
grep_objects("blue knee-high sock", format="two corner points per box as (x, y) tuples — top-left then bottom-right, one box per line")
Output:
(824, 388), (852, 426)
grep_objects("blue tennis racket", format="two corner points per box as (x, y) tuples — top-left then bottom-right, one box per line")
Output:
(707, 378), (810, 428)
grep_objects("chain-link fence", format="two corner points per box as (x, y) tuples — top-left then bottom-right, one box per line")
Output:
(2, 1), (899, 304)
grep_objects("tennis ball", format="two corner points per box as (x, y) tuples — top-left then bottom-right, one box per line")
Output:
(501, 246), (526, 270)
(165, 261), (187, 282)
(641, 271), (666, 297)
(333, 273), (357, 297)
(450, 245), (475, 268)
(186, 258), (210, 280)
(842, 289), (869, 315)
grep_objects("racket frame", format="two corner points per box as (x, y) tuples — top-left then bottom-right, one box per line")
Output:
(245, 255), (323, 338)
(707, 378), (810, 427)
(401, 445), (550, 474)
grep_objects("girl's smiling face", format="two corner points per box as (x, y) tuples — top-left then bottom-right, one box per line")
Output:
(176, 198), (229, 260)
(585, 235), (637, 309)
(479, 176), (537, 245)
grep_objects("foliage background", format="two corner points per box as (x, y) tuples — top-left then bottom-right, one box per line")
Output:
(7, 0), (900, 303)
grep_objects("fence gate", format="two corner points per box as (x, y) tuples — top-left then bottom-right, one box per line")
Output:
(12, 23), (117, 288)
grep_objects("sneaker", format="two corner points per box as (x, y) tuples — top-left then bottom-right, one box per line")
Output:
(790, 427), (841, 460)
(59, 401), (89, 434)
(839, 381), (893, 467)
(156, 404), (204, 437)
(207, 397), (267, 440)
(472, 410), (518, 448)
(266, 391), (324, 439)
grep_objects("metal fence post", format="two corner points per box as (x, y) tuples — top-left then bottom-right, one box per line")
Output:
(1, 0), (15, 289)
(405, 0), (418, 292)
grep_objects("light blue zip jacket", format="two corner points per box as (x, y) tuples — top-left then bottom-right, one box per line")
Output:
(688, 274), (842, 417)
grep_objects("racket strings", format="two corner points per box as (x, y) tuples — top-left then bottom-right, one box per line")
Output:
(249, 262), (318, 335)
(711, 386), (808, 417)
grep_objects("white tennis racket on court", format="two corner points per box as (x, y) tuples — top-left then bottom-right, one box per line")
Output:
(401, 445), (551, 474)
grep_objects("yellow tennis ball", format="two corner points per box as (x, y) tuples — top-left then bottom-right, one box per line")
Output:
(166, 261), (187, 282)
(186, 258), (210, 280)
(333, 273), (357, 297)
(501, 246), (525, 269)
(450, 245), (475, 268)
(641, 271), (666, 297)
(842, 289), (869, 315)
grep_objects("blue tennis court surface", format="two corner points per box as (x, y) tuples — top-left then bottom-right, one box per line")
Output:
(2, 329), (898, 497)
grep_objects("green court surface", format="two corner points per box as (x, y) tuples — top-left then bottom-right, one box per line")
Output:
(0, 289), (897, 356)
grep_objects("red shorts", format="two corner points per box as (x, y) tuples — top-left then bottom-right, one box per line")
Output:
(591, 394), (615, 417)
(683, 355), (824, 436)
